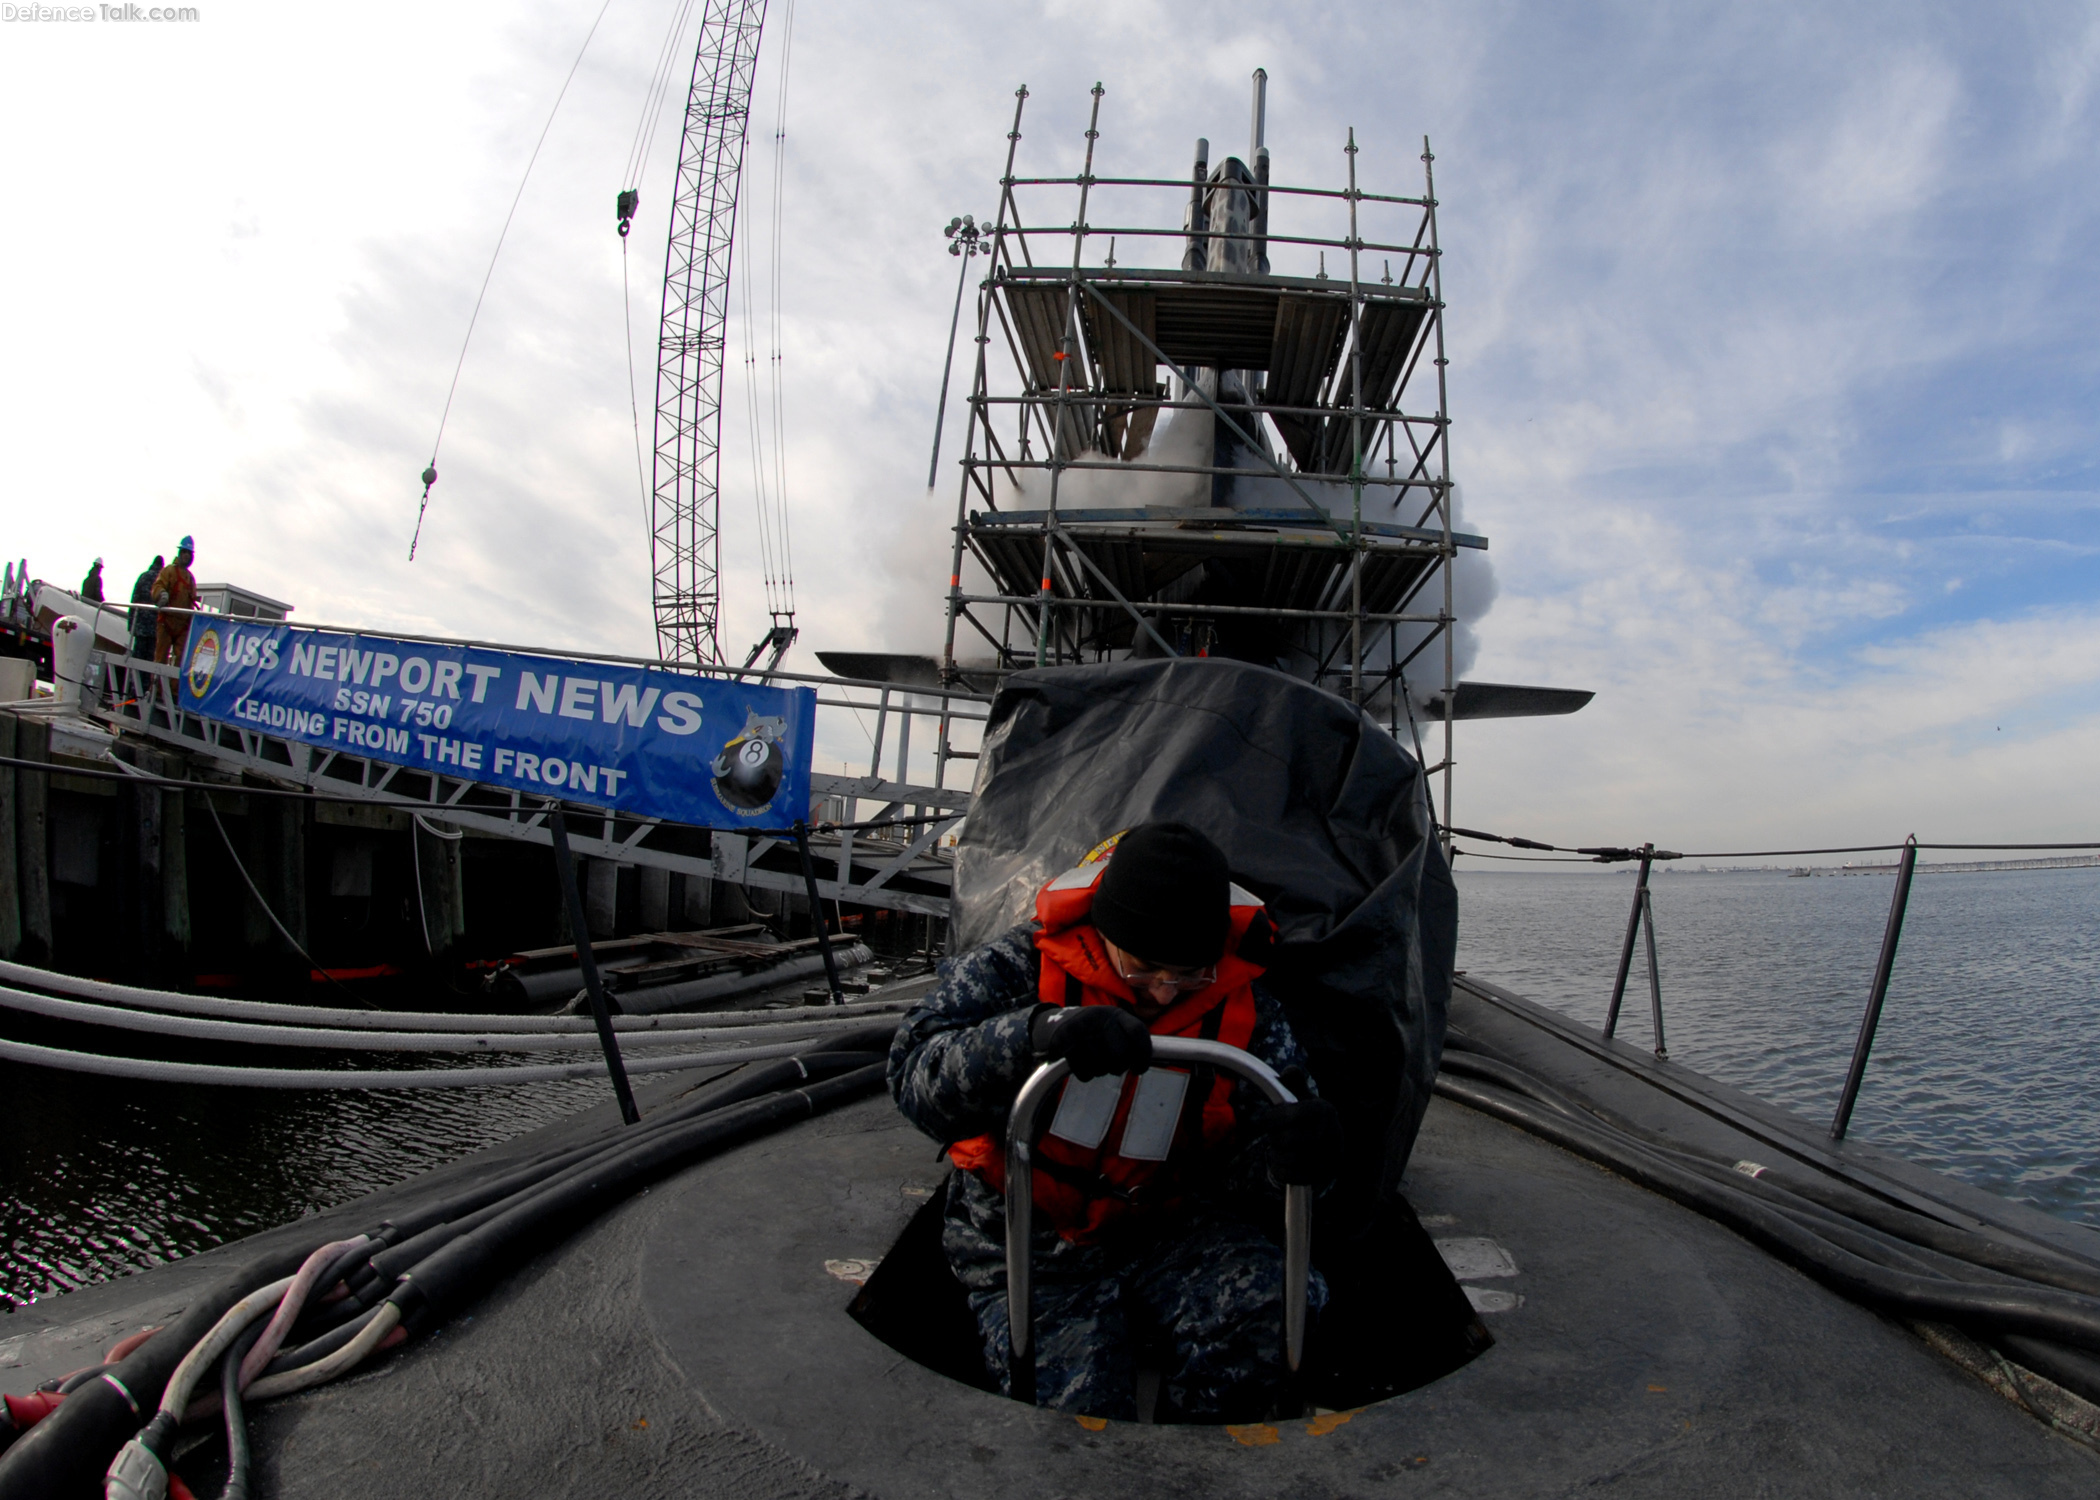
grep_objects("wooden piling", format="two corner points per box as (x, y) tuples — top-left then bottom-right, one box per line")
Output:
(640, 866), (670, 933)
(131, 751), (166, 978)
(585, 857), (618, 938)
(712, 879), (753, 927)
(414, 816), (466, 957)
(0, 713), (18, 960)
(271, 795), (308, 954)
(15, 715), (52, 964)
(679, 871), (714, 930)
(439, 826), (466, 952)
(239, 796), (271, 951)
(551, 850), (575, 945)
(164, 775), (191, 958)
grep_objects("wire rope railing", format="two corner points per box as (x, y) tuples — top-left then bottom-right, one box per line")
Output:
(1447, 823), (2100, 1141)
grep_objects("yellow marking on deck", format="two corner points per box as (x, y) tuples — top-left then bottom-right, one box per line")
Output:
(1073, 1414), (1108, 1432)
(1226, 1423), (1281, 1446)
(1306, 1410), (1357, 1436)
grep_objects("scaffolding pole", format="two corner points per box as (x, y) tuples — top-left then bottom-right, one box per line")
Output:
(943, 88), (1465, 769)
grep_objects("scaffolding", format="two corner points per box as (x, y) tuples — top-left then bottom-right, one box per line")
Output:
(937, 83), (1479, 836)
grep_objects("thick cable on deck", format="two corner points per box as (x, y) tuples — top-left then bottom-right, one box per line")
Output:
(0, 1034), (857, 1090)
(0, 956), (913, 1032)
(0, 983), (894, 1055)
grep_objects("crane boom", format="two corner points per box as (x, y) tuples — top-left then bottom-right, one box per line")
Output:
(651, 0), (770, 665)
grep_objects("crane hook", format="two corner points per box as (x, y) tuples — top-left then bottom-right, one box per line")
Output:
(408, 465), (439, 561)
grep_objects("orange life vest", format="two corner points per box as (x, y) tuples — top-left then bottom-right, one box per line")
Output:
(947, 845), (1271, 1244)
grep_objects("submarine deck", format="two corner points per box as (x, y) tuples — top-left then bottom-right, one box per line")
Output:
(6, 982), (2098, 1498)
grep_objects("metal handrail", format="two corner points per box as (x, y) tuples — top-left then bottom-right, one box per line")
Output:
(81, 607), (996, 706)
(1002, 1036), (1312, 1400)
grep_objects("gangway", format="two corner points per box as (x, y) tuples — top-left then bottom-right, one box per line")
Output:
(86, 641), (983, 920)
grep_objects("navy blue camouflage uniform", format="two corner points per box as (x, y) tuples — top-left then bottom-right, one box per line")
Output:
(887, 923), (1329, 1420)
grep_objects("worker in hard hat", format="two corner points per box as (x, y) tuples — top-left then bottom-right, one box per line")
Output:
(889, 821), (1343, 1421)
(152, 538), (198, 666)
(128, 555), (164, 659)
(80, 559), (105, 603)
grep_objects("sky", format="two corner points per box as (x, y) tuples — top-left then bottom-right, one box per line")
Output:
(2, 0), (2096, 856)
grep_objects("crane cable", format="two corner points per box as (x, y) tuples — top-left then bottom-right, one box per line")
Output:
(738, 197), (782, 618)
(409, 0), (620, 562)
(622, 241), (651, 549)
(764, 0), (799, 620)
(619, 0), (704, 560)
(622, 0), (701, 193)
(735, 3), (797, 627)
(736, 0), (798, 627)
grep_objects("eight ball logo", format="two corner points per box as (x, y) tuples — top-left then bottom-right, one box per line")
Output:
(712, 711), (788, 811)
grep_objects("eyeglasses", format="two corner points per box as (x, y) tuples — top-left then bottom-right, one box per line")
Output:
(1115, 960), (1218, 992)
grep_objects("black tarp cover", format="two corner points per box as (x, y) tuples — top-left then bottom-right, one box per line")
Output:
(951, 657), (1458, 1213)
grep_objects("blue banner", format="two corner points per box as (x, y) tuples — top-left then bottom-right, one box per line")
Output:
(178, 623), (817, 830)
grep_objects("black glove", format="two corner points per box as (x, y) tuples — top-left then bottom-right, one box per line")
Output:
(1029, 1004), (1152, 1081)
(1260, 1072), (1345, 1186)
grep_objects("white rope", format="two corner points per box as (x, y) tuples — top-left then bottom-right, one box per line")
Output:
(0, 1035), (877, 1090)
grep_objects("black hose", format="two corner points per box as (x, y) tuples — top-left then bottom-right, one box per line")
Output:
(260, 1303), (386, 1380)
(362, 1033), (892, 1257)
(1437, 1049), (1591, 1122)
(1754, 1191), (1995, 1285)
(52, 1366), (111, 1397)
(0, 1239), (324, 1500)
(328, 1148), (611, 1313)
(334, 1039), (895, 1300)
(1432, 1073), (2100, 1355)
(1438, 1048), (1970, 1283)
(327, 1056), (833, 1304)
(389, 1062), (887, 1336)
(646, 1044), (894, 1127)
(1446, 1044), (2100, 1412)
(1653, 1146), (2070, 1294)
(1997, 1333), (2100, 1409)
(337, 1046), (892, 1310)
(1739, 1165), (2100, 1298)
(0, 1038), (893, 1499)
(217, 1321), (265, 1500)
(282, 1240), (387, 1339)
(1435, 1048), (2100, 1297)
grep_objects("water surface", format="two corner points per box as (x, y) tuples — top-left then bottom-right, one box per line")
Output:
(0, 1066), (607, 1308)
(5, 868), (2094, 1309)
(1456, 865), (2100, 1225)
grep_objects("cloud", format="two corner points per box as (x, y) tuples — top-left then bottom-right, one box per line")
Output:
(3, 0), (2098, 849)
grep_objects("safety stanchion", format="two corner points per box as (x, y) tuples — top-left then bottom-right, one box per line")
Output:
(544, 803), (639, 1125)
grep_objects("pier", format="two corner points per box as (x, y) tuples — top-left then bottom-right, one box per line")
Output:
(0, 635), (987, 991)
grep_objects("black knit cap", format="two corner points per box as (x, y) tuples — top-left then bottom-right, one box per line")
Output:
(1091, 821), (1231, 968)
